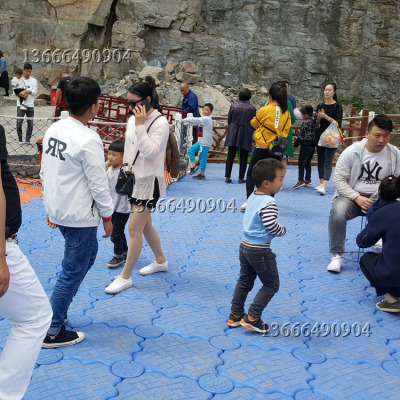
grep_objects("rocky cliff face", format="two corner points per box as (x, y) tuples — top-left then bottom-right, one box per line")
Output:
(0, 0), (399, 111)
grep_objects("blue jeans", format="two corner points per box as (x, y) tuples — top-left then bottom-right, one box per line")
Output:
(48, 226), (98, 335)
(188, 142), (210, 172)
(231, 243), (280, 318)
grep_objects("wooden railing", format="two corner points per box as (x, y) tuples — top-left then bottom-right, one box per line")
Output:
(208, 108), (400, 164)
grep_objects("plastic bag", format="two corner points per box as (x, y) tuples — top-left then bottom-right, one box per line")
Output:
(318, 121), (343, 148)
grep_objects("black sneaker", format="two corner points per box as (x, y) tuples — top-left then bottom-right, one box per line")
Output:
(238, 179), (246, 184)
(42, 326), (85, 348)
(227, 312), (243, 328)
(225, 178), (232, 183)
(189, 166), (199, 175)
(107, 256), (126, 268)
(240, 314), (270, 334)
(192, 174), (206, 180)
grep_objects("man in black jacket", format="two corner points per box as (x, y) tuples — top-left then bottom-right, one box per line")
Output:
(357, 175), (400, 312)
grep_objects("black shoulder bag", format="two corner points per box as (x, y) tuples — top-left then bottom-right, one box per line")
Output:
(115, 115), (162, 196)
(256, 114), (290, 158)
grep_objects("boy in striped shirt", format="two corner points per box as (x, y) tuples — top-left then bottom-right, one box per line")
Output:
(228, 158), (286, 333)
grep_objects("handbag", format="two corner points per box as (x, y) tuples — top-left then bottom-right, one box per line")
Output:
(257, 114), (290, 158)
(318, 120), (343, 148)
(115, 114), (162, 196)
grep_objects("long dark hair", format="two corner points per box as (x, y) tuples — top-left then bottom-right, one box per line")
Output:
(144, 75), (156, 90)
(325, 82), (338, 102)
(128, 82), (153, 105)
(269, 82), (288, 113)
(0, 50), (3, 58)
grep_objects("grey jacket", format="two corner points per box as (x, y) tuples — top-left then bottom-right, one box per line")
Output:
(332, 139), (400, 201)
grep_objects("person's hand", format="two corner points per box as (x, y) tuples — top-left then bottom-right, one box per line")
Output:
(0, 257), (10, 298)
(102, 219), (113, 238)
(354, 196), (373, 211)
(316, 109), (326, 119)
(46, 215), (57, 229)
(105, 159), (111, 170)
(134, 104), (147, 126)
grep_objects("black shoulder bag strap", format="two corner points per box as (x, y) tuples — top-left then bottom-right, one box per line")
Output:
(256, 114), (290, 147)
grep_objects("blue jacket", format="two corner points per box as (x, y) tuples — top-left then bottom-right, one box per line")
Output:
(182, 90), (200, 117)
(357, 202), (400, 287)
(0, 57), (7, 73)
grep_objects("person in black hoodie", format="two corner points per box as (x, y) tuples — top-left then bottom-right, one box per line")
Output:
(357, 175), (400, 313)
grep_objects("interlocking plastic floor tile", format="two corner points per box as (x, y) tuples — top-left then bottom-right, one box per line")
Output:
(213, 387), (292, 399)
(309, 358), (400, 398)
(219, 346), (311, 395)
(25, 360), (119, 399)
(154, 303), (227, 339)
(115, 372), (211, 399)
(135, 333), (221, 379)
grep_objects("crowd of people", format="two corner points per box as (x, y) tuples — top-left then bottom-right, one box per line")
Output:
(0, 66), (399, 398)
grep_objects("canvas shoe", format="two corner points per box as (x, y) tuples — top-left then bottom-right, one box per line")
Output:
(240, 314), (270, 334)
(43, 326), (85, 348)
(105, 275), (133, 294)
(293, 180), (306, 189)
(192, 174), (206, 180)
(314, 184), (322, 191)
(327, 254), (342, 273)
(139, 260), (168, 276)
(106, 255), (126, 268)
(240, 202), (247, 211)
(304, 180), (313, 186)
(227, 312), (244, 328)
(376, 300), (400, 313)
(316, 186), (326, 195)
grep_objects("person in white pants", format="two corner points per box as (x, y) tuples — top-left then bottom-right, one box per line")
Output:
(0, 123), (52, 400)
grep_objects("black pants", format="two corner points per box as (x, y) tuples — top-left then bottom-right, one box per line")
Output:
(231, 243), (280, 318)
(225, 146), (249, 180)
(360, 252), (400, 297)
(111, 212), (130, 256)
(316, 145), (336, 181)
(16, 106), (34, 142)
(246, 148), (282, 198)
(298, 145), (315, 181)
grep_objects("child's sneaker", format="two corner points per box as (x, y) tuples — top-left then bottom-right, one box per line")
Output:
(227, 312), (244, 328)
(106, 255), (126, 268)
(42, 326), (85, 348)
(192, 174), (206, 180)
(189, 166), (198, 175)
(304, 180), (313, 186)
(293, 180), (306, 189)
(240, 314), (270, 334)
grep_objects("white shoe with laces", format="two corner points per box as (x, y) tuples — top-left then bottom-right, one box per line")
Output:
(316, 186), (326, 195)
(105, 275), (132, 294)
(327, 254), (343, 273)
(139, 260), (168, 276)
(314, 184), (322, 191)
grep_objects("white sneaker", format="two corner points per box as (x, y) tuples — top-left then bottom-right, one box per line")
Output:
(139, 260), (168, 276)
(314, 184), (322, 191)
(327, 254), (342, 273)
(240, 202), (247, 211)
(20, 105), (28, 111)
(316, 186), (326, 195)
(105, 275), (132, 294)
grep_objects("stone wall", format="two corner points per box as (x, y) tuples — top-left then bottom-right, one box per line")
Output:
(0, 0), (399, 111)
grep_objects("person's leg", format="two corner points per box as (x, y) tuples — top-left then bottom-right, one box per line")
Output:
(316, 145), (325, 184)
(0, 242), (52, 400)
(16, 106), (25, 142)
(111, 212), (129, 257)
(238, 148), (249, 181)
(231, 243), (257, 317)
(119, 205), (152, 279)
(320, 147), (337, 188)
(329, 196), (364, 254)
(48, 226), (98, 335)
(198, 145), (210, 176)
(297, 146), (306, 181)
(143, 212), (167, 264)
(304, 146), (315, 181)
(25, 107), (34, 143)
(187, 142), (200, 173)
(225, 146), (237, 179)
(247, 248), (280, 318)
(245, 148), (270, 198)
(359, 252), (385, 295)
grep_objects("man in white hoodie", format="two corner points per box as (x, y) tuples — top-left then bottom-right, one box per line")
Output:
(40, 77), (113, 348)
